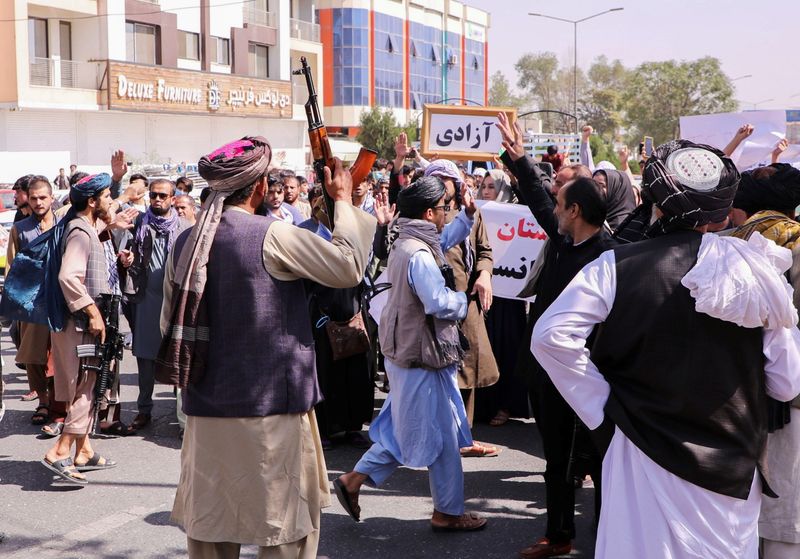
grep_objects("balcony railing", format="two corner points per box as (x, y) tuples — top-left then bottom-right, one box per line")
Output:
(29, 57), (104, 89)
(290, 18), (320, 42)
(243, 7), (277, 28)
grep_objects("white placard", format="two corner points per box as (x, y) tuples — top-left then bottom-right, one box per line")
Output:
(428, 113), (503, 154)
(680, 110), (800, 170)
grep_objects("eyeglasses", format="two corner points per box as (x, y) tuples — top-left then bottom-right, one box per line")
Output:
(149, 191), (170, 200)
(430, 205), (451, 213)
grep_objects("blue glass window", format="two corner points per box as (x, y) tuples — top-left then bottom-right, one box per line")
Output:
(409, 21), (444, 108)
(373, 12), (404, 108)
(327, 8), (370, 107)
(464, 38), (485, 105)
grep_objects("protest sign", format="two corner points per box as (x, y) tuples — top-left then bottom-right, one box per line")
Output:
(477, 201), (547, 300)
(421, 104), (516, 161)
(680, 110), (800, 169)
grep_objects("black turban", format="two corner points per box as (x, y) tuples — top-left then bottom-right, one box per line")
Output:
(642, 140), (739, 233)
(733, 163), (800, 216)
(397, 176), (446, 218)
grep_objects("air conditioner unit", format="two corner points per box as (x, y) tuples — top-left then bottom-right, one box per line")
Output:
(448, 54), (458, 66)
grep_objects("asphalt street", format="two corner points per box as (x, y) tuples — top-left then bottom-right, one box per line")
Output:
(0, 332), (597, 558)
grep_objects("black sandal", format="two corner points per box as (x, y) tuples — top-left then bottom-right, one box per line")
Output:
(333, 478), (361, 522)
(31, 405), (49, 426)
(41, 457), (88, 485)
(41, 420), (64, 438)
(75, 453), (117, 472)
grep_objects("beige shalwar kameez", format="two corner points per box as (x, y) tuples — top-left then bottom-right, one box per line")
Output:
(164, 202), (376, 557)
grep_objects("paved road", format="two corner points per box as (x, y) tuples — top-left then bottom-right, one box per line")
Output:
(0, 334), (597, 558)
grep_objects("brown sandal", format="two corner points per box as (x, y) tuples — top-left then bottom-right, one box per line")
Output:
(431, 511), (487, 532)
(489, 409), (510, 426)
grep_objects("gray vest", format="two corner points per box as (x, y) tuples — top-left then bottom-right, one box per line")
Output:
(181, 209), (321, 417)
(61, 218), (111, 328)
(379, 237), (461, 370)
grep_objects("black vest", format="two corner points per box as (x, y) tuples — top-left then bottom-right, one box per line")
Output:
(180, 210), (321, 417)
(591, 230), (769, 499)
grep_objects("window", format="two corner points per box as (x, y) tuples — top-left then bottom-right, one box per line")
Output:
(125, 22), (157, 64)
(330, 8), (370, 106)
(208, 36), (230, 65)
(373, 12), (403, 108)
(248, 43), (269, 78)
(409, 21), (443, 108)
(59, 22), (72, 60)
(28, 18), (48, 60)
(178, 30), (199, 61)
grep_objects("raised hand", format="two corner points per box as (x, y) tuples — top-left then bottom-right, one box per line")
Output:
(772, 138), (789, 163)
(462, 181), (477, 217)
(111, 150), (128, 182)
(495, 112), (525, 161)
(323, 157), (353, 202)
(108, 207), (139, 231)
(581, 125), (593, 142)
(395, 132), (410, 160)
(373, 191), (396, 226)
(736, 124), (755, 140)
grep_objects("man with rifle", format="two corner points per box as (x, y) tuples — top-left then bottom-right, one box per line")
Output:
(160, 135), (376, 558)
(41, 174), (123, 484)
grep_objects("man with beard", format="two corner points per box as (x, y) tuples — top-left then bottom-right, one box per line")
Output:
(283, 173), (312, 220)
(532, 141), (800, 558)
(173, 195), (197, 226)
(7, 177), (57, 424)
(12, 174), (33, 222)
(42, 174), (123, 484)
(335, 176), (487, 533)
(120, 179), (188, 434)
(161, 137), (375, 557)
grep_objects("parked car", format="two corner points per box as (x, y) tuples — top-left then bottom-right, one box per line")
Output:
(0, 208), (15, 274)
(0, 189), (16, 211)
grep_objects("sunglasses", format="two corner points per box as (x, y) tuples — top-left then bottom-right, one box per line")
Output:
(149, 191), (170, 200)
(430, 205), (451, 213)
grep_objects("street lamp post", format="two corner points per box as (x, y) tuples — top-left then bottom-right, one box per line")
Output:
(730, 74), (753, 82)
(529, 7), (623, 132)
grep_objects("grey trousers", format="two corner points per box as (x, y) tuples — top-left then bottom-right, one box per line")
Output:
(186, 532), (319, 559)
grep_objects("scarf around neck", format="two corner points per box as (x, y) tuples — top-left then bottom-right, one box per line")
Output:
(396, 217), (445, 265)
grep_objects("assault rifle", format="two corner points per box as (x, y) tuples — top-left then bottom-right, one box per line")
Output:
(293, 56), (377, 229)
(77, 294), (124, 436)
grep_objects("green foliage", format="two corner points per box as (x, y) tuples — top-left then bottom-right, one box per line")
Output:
(505, 52), (737, 147)
(488, 71), (525, 109)
(588, 135), (620, 168)
(622, 57), (737, 145)
(356, 106), (401, 161)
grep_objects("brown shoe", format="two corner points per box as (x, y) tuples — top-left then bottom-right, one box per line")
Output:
(127, 413), (151, 433)
(519, 537), (572, 559)
(430, 511), (487, 532)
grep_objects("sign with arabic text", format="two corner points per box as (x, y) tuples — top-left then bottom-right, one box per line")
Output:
(477, 200), (547, 300)
(421, 104), (517, 162)
(107, 61), (292, 118)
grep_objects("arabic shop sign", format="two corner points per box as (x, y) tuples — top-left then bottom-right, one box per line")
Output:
(421, 105), (517, 161)
(107, 61), (292, 118)
(476, 200), (547, 301)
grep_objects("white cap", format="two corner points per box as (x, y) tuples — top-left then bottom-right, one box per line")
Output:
(473, 167), (488, 178)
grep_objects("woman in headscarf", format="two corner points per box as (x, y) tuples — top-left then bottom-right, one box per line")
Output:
(593, 169), (637, 232)
(474, 170), (530, 427)
(478, 169), (516, 203)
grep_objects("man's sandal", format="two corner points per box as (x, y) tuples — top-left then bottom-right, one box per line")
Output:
(31, 405), (49, 426)
(460, 441), (501, 457)
(40, 457), (88, 485)
(41, 420), (64, 438)
(74, 453), (117, 472)
(430, 512), (487, 532)
(21, 390), (38, 402)
(333, 478), (361, 522)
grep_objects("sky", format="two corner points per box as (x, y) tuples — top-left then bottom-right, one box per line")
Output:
(467, 0), (800, 111)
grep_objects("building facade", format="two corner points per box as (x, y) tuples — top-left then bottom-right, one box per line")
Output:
(0, 0), (322, 179)
(315, 0), (490, 135)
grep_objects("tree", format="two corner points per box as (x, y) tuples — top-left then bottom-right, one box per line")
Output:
(489, 71), (525, 109)
(622, 57), (737, 145)
(356, 106), (401, 161)
(578, 56), (629, 140)
(515, 52), (586, 133)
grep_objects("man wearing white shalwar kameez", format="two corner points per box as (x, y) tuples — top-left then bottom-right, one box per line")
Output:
(531, 141), (800, 559)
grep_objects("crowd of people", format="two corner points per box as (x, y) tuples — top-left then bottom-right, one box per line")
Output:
(1, 119), (800, 559)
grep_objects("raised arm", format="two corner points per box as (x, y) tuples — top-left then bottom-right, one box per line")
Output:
(722, 124), (754, 157)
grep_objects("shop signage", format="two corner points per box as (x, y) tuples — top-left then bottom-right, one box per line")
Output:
(107, 61), (293, 118)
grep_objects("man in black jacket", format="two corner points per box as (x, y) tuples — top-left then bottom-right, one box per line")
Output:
(497, 113), (615, 559)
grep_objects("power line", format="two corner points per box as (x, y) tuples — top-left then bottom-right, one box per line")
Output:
(0, 0), (259, 24)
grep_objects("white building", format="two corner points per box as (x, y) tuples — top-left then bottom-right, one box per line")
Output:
(0, 0), (323, 180)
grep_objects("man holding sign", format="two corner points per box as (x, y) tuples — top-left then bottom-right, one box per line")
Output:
(497, 114), (614, 559)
